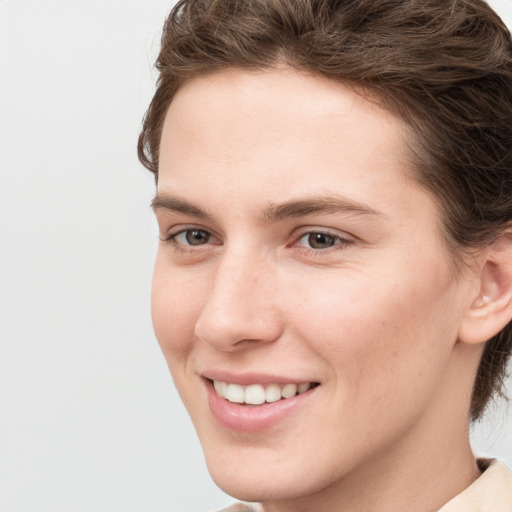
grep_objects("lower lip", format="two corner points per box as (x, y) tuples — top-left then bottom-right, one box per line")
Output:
(205, 380), (317, 433)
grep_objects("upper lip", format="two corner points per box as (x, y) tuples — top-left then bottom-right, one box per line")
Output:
(201, 370), (319, 386)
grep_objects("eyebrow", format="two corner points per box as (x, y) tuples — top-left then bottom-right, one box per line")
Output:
(151, 194), (210, 219)
(151, 193), (386, 222)
(262, 196), (386, 222)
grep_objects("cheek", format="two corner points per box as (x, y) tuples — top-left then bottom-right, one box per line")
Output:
(151, 255), (204, 361)
(285, 262), (460, 394)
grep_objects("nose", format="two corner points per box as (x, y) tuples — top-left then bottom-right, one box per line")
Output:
(194, 250), (283, 351)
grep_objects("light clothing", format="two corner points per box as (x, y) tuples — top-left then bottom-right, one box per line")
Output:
(438, 459), (512, 511)
(217, 504), (262, 512)
(218, 459), (512, 512)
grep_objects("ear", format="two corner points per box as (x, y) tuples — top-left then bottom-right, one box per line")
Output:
(458, 229), (512, 345)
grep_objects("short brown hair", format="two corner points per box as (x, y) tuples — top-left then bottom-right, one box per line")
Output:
(138, 0), (512, 420)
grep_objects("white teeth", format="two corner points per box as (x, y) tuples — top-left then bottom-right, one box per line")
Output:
(213, 380), (227, 397)
(244, 384), (266, 405)
(226, 383), (244, 403)
(281, 383), (297, 399)
(298, 382), (310, 394)
(213, 380), (314, 404)
(265, 383), (282, 403)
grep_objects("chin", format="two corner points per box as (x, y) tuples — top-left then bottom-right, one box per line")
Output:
(208, 467), (305, 503)
(203, 446), (334, 504)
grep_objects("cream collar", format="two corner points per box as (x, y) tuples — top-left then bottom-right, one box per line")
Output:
(438, 459), (512, 512)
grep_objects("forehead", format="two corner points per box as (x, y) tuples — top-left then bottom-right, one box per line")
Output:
(161, 68), (407, 166)
(157, 68), (430, 224)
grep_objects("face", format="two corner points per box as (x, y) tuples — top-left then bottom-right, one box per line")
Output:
(152, 68), (475, 505)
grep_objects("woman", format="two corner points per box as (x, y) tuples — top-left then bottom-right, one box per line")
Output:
(139, 0), (512, 510)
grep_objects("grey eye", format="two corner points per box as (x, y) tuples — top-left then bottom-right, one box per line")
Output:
(176, 229), (212, 246)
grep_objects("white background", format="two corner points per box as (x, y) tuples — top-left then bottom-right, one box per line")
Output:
(1, 1), (511, 511)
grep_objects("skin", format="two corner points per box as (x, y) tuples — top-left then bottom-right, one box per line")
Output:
(151, 68), (487, 512)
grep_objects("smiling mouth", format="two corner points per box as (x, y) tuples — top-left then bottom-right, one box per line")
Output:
(211, 380), (320, 406)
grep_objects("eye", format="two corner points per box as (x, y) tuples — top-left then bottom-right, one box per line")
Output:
(166, 229), (215, 246)
(296, 231), (345, 250)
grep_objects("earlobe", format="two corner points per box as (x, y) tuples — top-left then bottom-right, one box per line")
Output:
(458, 231), (512, 345)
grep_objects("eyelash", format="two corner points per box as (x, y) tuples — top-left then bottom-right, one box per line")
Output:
(292, 230), (353, 252)
(160, 226), (353, 256)
(160, 227), (218, 250)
